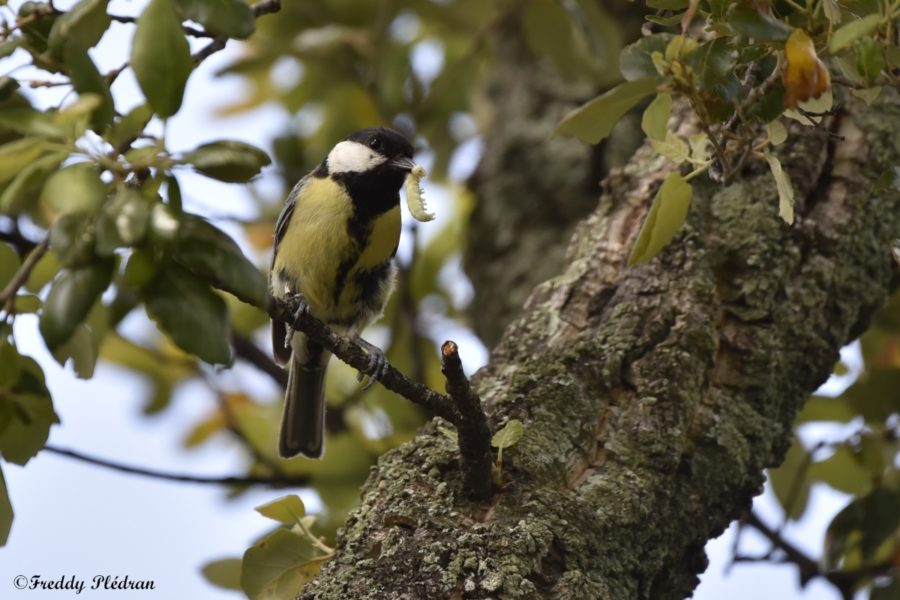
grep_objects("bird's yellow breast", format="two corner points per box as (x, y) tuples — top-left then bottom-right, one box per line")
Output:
(273, 176), (400, 325)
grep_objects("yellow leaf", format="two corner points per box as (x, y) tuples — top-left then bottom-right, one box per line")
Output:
(764, 152), (795, 224)
(651, 130), (690, 164)
(766, 120), (788, 145)
(783, 29), (831, 108)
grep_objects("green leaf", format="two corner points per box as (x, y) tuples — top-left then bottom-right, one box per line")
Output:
(174, 0), (255, 39)
(825, 488), (900, 568)
(166, 175), (182, 211)
(829, 14), (882, 54)
(0, 465), (12, 546)
(47, 0), (110, 59)
(202, 558), (243, 591)
(686, 38), (737, 91)
(491, 419), (524, 449)
(627, 172), (692, 265)
(39, 261), (113, 350)
(0, 38), (24, 61)
(0, 77), (20, 102)
(41, 163), (106, 216)
(0, 392), (59, 465)
(0, 138), (46, 184)
(143, 265), (232, 364)
(131, 0), (193, 118)
(171, 215), (267, 307)
(241, 529), (326, 600)
(94, 189), (151, 255)
(809, 446), (872, 495)
(0, 343), (21, 391)
(727, 5), (792, 41)
(0, 243), (20, 291)
(18, 2), (57, 54)
(255, 495), (306, 526)
(49, 213), (95, 267)
(620, 34), (672, 81)
(556, 78), (657, 144)
(641, 93), (671, 142)
(25, 251), (59, 292)
(855, 37), (885, 83)
(106, 104), (153, 150)
(51, 323), (97, 379)
(0, 151), (67, 215)
(0, 105), (66, 139)
(182, 140), (272, 183)
(64, 48), (115, 130)
(122, 249), (158, 290)
(768, 437), (812, 520)
(763, 152), (794, 225)
(748, 82), (786, 123)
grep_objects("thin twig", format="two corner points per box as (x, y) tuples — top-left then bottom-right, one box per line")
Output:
(441, 341), (493, 501)
(0, 236), (48, 312)
(109, 14), (213, 38)
(43, 445), (311, 488)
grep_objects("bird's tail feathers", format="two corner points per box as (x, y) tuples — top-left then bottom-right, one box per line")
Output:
(278, 352), (328, 459)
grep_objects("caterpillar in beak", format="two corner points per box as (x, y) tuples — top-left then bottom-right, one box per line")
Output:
(404, 165), (434, 222)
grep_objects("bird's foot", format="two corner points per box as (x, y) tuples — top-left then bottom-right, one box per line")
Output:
(285, 293), (310, 344)
(355, 336), (387, 390)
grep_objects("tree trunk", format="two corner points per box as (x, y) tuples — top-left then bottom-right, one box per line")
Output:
(464, 8), (645, 348)
(300, 83), (900, 597)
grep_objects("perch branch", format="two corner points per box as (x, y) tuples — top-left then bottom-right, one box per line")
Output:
(269, 294), (495, 501)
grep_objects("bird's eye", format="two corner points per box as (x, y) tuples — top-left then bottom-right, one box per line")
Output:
(368, 137), (382, 151)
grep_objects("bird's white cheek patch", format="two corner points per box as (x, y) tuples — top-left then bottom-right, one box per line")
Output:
(327, 141), (385, 174)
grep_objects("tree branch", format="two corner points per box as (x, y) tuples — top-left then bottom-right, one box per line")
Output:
(441, 341), (492, 500)
(743, 511), (855, 599)
(0, 236), (48, 313)
(42, 445), (310, 488)
(231, 330), (287, 387)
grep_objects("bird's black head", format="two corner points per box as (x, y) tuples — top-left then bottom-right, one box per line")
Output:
(345, 128), (415, 169)
(323, 128), (416, 177)
(322, 128), (417, 217)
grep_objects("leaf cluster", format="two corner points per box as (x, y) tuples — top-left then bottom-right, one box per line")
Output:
(556, 0), (899, 264)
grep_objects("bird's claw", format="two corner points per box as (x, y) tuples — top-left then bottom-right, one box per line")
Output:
(285, 293), (310, 342)
(355, 337), (387, 391)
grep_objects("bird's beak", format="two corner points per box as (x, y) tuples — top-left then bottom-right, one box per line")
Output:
(390, 157), (417, 172)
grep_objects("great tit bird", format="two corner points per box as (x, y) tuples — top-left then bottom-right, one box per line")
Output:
(270, 127), (417, 459)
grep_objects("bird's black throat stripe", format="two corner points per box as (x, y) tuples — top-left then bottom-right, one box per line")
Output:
(327, 167), (402, 310)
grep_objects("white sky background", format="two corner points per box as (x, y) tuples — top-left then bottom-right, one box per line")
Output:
(0, 1), (863, 598)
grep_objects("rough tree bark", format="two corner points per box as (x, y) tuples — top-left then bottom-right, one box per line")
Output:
(465, 8), (644, 348)
(300, 81), (900, 597)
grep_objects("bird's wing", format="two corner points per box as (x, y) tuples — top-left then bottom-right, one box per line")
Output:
(270, 174), (310, 366)
(273, 174), (309, 257)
